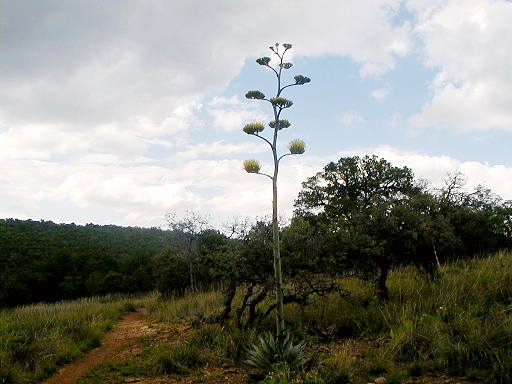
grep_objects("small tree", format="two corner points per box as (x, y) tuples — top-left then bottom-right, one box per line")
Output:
(164, 211), (211, 292)
(242, 43), (310, 336)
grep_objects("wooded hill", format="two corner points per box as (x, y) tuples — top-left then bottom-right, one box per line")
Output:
(0, 220), (167, 307)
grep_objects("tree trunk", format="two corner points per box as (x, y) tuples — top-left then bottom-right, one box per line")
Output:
(377, 262), (390, 300)
(217, 281), (236, 325)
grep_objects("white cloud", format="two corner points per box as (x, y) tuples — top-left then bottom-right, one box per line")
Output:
(408, 0), (512, 131)
(175, 141), (267, 160)
(372, 86), (391, 101)
(208, 96), (268, 132)
(134, 101), (204, 137)
(1, 1), (510, 228)
(275, 0), (413, 76)
(1, 1), (414, 127)
(34, 165), (204, 215)
(368, 146), (461, 184)
(342, 145), (512, 200)
(200, 155), (328, 224)
(458, 162), (512, 200)
(0, 124), (79, 160)
(340, 111), (365, 126)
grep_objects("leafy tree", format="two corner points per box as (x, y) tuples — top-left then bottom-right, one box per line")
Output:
(434, 173), (512, 260)
(295, 156), (512, 298)
(152, 248), (191, 298)
(191, 220), (274, 329)
(294, 155), (436, 298)
(197, 217), (345, 330)
(242, 43), (310, 336)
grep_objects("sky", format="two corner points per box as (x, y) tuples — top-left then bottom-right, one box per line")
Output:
(1, 0), (512, 229)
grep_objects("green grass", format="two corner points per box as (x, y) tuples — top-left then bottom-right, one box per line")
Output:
(0, 294), (143, 383)
(266, 251), (512, 383)
(146, 290), (223, 324)
(381, 252), (512, 380)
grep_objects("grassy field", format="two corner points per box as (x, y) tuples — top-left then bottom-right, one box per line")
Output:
(0, 294), (141, 383)
(1, 251), (511, 383)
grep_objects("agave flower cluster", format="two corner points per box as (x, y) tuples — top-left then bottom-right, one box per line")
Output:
(242, 42), (310, 176)
(243, 159), (262, 174)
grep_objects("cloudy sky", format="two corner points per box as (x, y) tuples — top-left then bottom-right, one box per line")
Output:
(1, 0), (512, 229)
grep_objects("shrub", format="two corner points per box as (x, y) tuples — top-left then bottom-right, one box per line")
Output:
(261, 370), (325, 384)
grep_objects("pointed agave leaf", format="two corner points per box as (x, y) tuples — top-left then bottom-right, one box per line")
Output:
(246, 90), (266, 100)
(243, 333), (307, 377)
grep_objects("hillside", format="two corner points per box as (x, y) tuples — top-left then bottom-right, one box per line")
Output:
(0, 219), (168, 307)
(1, 252), (511, 383)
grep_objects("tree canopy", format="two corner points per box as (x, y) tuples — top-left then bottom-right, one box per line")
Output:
(294, 155), (512, 298)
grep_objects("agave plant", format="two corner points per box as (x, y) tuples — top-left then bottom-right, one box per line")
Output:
(242, 43), (310, 338)
(244, 332), (307, 378)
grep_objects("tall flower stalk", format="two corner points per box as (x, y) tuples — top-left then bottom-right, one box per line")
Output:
(242, 43), (310, 337)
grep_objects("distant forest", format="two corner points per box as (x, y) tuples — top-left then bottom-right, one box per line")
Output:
(1, 156), (511, 311)
(0, 220), (167, 306)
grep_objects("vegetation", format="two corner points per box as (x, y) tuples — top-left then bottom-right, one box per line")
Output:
(244, 333), (307, 379)
(2, 155), (510, 322)
(0, 295), (142, 383)
(1, 252), (511, 383)
(294, 155), (512, 298)
(242, 42), (310, 337)
(0, 220), (165, 307)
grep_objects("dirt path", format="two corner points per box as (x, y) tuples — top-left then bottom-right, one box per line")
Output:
(41, 308), (153, 384)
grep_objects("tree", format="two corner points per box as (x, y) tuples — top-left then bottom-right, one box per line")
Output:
(242, 43), (310, 336)
(434, 173), (512, 259)
(294, 155), (436, 298)
(0, 219), (166, 307)
(295, 157), (512, 299)
(152, 247), (191, 297)
(164, 211), (212, 292)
